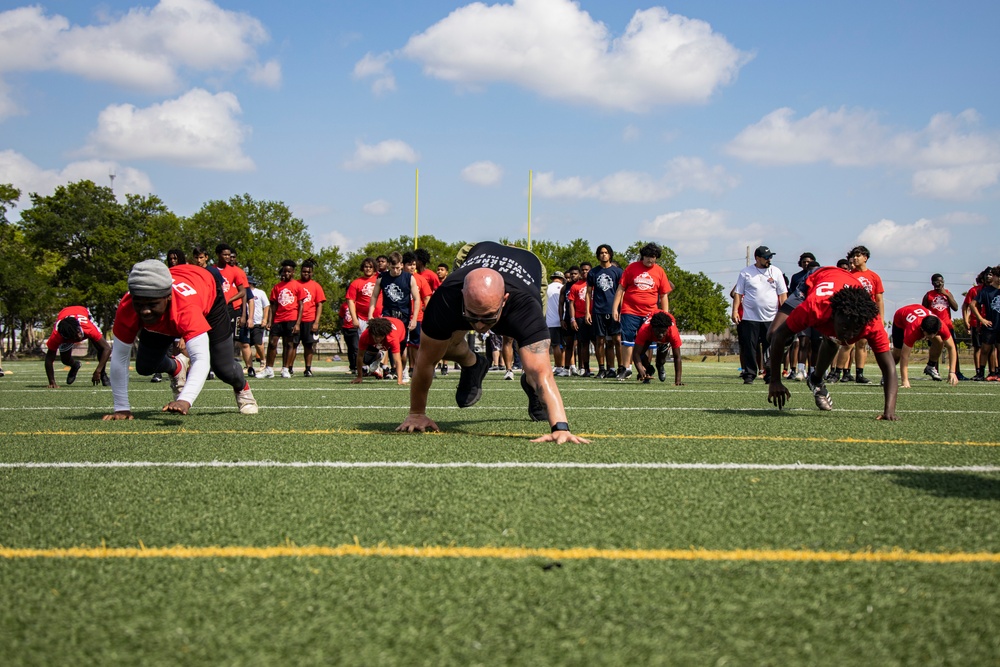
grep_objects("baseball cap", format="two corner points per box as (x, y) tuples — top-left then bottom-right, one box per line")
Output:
(551, 270), (565, 279)
(754, 245), (775, 260)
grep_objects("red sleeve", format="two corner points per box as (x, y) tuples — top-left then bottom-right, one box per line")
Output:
(358, 328), (371, 349)
(667, 328), (682, 350)
(314, 283), (326, 303)
(658, 267), (673, 295)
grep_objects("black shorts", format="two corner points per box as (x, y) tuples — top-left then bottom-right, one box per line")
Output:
(891, 323), (905, 350)
(575, 318), (592, 345)
(591, 313), (620, 339)
(971, 326), (981, 348)
(548, 327), (562, 348)
(270, 320), (300, 345)
(300, 321), (318, 346)
(981, 327), (999, 346)
(239, 325), (264, 346)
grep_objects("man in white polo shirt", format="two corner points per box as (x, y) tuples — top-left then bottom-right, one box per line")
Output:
(732, 245), (787, 384)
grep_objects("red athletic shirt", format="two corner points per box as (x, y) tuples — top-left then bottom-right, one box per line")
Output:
(339, 301), (355, 330)
(850, 268), (884, 300)
(217, 264), (248, 310)
(112, 265), (218, 344)
(46, 306), (104, 351)
(297, 279), (327, 322)
(412, 272), (432, 322)
(347, 275), (382, 319)
(568, 279), (589, 319)
(620, 261), (672, 317)
(784, 267), (890, 353)
(922, 290), (953, 326)
(419, 268), (441, 293)
(358, 317), (406, 354)
(270, 280), (305, 323)
(634, 310), (683, 350)
(963, 285), (981, 327)
(893, 304), (953, 348)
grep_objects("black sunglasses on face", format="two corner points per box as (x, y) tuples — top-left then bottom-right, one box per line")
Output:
(463, 304), (503, 324)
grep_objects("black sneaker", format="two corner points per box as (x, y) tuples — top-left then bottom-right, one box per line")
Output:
(456, 354), (489, 407)
(841, 371), (855, 383)
(247, 367), (256, 378)
(100, 370), (110, 386)
(855, 374), (872, 385)
(806, 372), (833, 411)
(0, 368), (5, 377)
(303, 369), (313, 378)
(66, 360), (82, 385)
(616, 367), (632, 381)
(150, 373), (162, 383)
(521, 373), (548, 421)
(657, 364), (667, 382)
(825, 370), (840, 383)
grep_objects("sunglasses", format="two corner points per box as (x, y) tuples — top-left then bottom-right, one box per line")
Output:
(463, 303), (504, 325)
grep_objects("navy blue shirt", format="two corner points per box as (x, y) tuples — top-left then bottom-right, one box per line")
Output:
(379, 270), (413, 321)
(976, 284), (1000, 331)
(587, 265), (623, 315)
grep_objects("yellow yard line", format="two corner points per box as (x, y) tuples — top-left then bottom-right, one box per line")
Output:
(3, 427), (999, 447)
(1, 543), (997, 564)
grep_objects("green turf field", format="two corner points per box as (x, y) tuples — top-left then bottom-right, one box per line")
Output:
(1, 357), (998, 665)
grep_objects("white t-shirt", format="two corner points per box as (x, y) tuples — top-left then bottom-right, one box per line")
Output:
(250, 287), (269, 326)
(735, 265), (787, 322)
(545, 281), (564, 328)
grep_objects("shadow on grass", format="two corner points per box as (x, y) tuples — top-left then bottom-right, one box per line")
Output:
(882, 471), (1000, 501)
(355, 420), (533, 437)
(63, 412), (187, 427)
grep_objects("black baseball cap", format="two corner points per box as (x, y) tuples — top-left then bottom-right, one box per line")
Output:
(754, 245), (775, 259)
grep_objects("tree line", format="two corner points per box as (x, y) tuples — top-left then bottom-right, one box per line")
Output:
(0, 179), (729, 353)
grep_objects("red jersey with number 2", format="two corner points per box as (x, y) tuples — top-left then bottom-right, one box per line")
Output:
(46, 306), (104, 351)
(785, 267), (889, 353)
(112, 265), (218, 344)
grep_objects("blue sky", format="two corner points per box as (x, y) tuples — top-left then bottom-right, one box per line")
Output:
(1, 0), (998, 313)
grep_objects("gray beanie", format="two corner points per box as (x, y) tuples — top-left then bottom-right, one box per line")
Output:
(128, 260), (173, 298)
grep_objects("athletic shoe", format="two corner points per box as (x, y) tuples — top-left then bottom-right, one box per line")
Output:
(402, 368), (410, 384)
(149, 373), (162, 383)
(207, 371), (215, 380)
(988, 373), (1000, 382)
(616, 367), (632, 381)
(503, 369), (514, 381)
(568, 364), (578, 376)
(521, 373), (548, 422)
(456, 354), (489, 408)
(0, 368), (4, 377)
(657, 365), (667, 382)
(855, 374), (872, 385)
(66, 360), (82, 385)
(280, 367), (291, 379)
(100, 370), (110, 387)
(841, 371), (855, 383)
(261, 367), (275, 379)
(581, 370), (594, 378)
(489, 365), (501, 372)
(170, 355), (189, 400)
(973, 373), (986, 382)
(743, 377), (754, 385)
(553, 367), (566, 377)
(793, 368), (807, 382)
(246, 367), (256, 378)
(956, 372), (970, 381)
(806, 372), (833, 411)
(825, 370), (840, 383)
(303, 368), (313, 378)
(441, 366), (449, 376)
(234, 386), (259, 414)
(923, 365), (942, 381)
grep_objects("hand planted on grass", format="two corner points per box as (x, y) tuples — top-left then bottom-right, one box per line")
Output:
(876, 412), (899, 421)
(162, 400), (191, 415)
(767, 381), (790, 410)
(396, 413), (439, 433)
(102, 411), (134, 421)
(531, 430), (591, 444)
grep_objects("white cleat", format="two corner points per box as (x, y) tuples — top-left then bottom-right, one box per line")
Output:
(170, 355), (189, 400)
(235, 387), (259, 414)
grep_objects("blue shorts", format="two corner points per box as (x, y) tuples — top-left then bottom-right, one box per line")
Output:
(620, 313), (645, 347)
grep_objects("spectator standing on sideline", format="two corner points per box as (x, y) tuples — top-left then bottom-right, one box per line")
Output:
(586, 244), (624, 378)
(844, 245), (884, 385)
(214, 243), (249, 336)
(568, 262), (593, 376)
(545, 271), (567, 375)
(613, 242), (672, 380)
(262, 260), (304, 379)
(732, 246), (786, 384)
(45, 306), (112, 388)
(967, 266), (1000, 380)
(104, 259), (258, 419)
(346, 258), (380, 335)
(396, 241), (589, 444)
(921, 273), (964, 380)
(339, 299), (358, 374)
(436, 263), (450, 284)
(963, 269), (988, 380)
(239, 275), (268, 377)
(559, 266), (579, 375)
(370, 252), (421, 334)
(296, 259), (326, 377)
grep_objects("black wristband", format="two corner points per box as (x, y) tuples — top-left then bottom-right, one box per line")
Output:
(551, 421), (570, 433)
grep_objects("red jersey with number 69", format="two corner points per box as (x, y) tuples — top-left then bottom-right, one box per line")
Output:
(893, 304), (953, 348)
(785, 267), (889, 353)
(46, 306), (104, 351)
(112, 265), (218, 344)
(358, 317), (406, 354)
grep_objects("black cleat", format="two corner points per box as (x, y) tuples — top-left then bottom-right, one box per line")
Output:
(455, 354), (489, 408)
(150, 373), (162, 383)
(657, 364), (667, 382)
(521, 373), (548, 421)
(100, 370), (110, 387)
(66, 360), (82, 385)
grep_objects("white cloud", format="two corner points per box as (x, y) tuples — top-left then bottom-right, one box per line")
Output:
(0, 149), (153, 211)
(0, 0), (274, 105)
(726, 106), (1000, 200)
(352, 52), (396, 95)
(81, 88), (253, 170)
(856, 218), (950, 259)
(343, 139), (418, 171)
(638, 208), (764, 255)
(356, 0), (750, 111)
(318, 229), (353, 251)
(461, 161), (503, 186)
(248, 59), (282, 88)
(362, 199), (391, 215)
(534, 156), (737, 203)
(623, 124), (641, 142)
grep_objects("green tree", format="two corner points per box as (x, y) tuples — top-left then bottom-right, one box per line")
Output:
(181, 195), (314, 294)
(622, 241), (729, 334)
(19, 180), (162, 329)
(500, 237), (595, 278)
